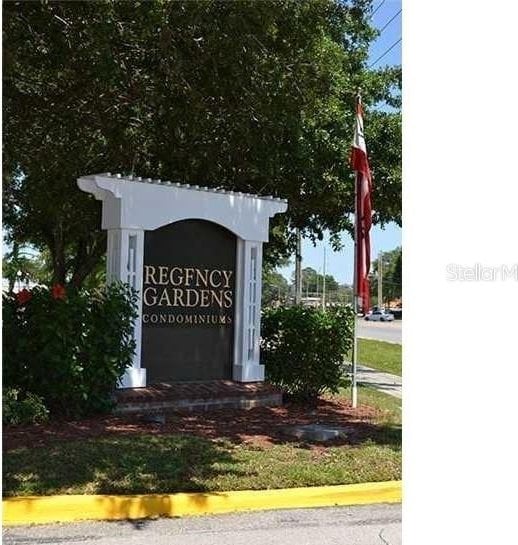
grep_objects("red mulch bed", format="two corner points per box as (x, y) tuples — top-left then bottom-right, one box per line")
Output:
(3, 396), (384, 452)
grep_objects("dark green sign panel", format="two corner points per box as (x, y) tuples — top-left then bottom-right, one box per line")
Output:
(141, 219), (236, 383)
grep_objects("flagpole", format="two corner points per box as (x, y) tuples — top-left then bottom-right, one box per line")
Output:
(349, 87), (372, 409)
(351, 90), (361, 409)
(352, 169), (360, 409)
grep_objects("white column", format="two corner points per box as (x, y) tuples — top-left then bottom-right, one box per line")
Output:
(233, 239), (264, 382)
(106, 228), (147, 388)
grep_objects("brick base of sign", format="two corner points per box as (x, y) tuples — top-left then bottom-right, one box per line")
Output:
(114, 380), (283, 414)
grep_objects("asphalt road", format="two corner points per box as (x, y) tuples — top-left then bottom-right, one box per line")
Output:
(356, 318), (402, 344)
(3, 504), (401, 545)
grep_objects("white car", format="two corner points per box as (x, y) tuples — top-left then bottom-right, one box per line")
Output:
(364, 309), (394, 322)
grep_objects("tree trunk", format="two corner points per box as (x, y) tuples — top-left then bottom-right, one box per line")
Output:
(70, 232), (107, 288)
(50, 225), (66, 285)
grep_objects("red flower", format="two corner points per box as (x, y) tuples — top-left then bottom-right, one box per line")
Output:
(52, 284), (66, 300)
(16, 288), (32, 305)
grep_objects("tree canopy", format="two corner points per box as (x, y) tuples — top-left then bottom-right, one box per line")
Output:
(296, 266), (340, 294)
(3, 0), (401, 285)
(370, 246), (402, 306)
(262, 268), (290, 307)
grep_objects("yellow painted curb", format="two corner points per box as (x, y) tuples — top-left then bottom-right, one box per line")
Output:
(2, 481), (401, 526)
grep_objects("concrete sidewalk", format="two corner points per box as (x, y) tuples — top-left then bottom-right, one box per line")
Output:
(345, 364), (402, 399)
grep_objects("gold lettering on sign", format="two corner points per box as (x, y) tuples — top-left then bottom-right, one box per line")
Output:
(158, 288), (172, 306)
(142, 313), (234, 325)
(223, 290), (233, 308)
(195, 269), (209, 287)
(209, 270), (222, 288)
(173, 288), (185, 307)
(185, 289), (199, 307)
(222, 270), (233, 288)
(143, 287), (158, 306)
(170, 267), (184, 286)
(158, 266), (169, 285)
(211, 290), (223, 308)
(144, 266), (157, 284)
(143, 265), (234, 325)
(185, 268), (195, 286)
(200, 289), (210, 307)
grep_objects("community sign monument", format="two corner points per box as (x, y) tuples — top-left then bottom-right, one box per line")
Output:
(78, 173), (287, 388)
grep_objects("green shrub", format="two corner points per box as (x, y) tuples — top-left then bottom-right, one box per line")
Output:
(3, 388), (49, 425)
(3, 282), (137, 419)
(261, 304), (354, 400)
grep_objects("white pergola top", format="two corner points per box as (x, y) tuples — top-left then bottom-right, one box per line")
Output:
(78, 172), (288, 242)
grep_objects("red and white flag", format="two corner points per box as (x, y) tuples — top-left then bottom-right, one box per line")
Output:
(350, 95), (373, 313)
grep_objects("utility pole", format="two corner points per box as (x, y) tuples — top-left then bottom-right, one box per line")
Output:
(295, 229), (302, 304)
(378, 251), (383, 309)
(322, 246), (327, 311)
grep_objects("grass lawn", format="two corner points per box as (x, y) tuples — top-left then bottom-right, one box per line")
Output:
(3, 434), (400, 497)
(352, 385), (401, 426)
(356, 338), (402, 376)
(3, 389), (401, 497)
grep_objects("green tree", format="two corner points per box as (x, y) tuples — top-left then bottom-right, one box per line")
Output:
(336, 283), (354, 304)
(389, 249), (402, 301)
(2, 244), (51, 291)
(370, 246), (402, 306)
(292, 267), (339, 296)
(262, 268), (290, 307)
(3, 0), (401, 285)
(300, 267), (320, 294)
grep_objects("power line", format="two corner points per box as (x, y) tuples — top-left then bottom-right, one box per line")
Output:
(369, 37), (402, 68)
(371, 0), (386, 18)
(379, 9), (402, 35)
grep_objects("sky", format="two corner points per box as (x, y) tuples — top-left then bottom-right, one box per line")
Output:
(278, 0), (402, 285)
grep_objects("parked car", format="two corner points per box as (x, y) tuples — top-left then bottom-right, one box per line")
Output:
(364, 309), (394, 322)
(390, 308), (402, 320)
